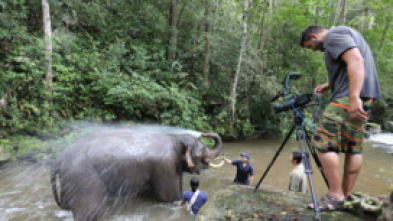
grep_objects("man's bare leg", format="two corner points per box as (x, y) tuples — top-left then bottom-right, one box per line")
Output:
(342, 153), (363, 197)
(317, 151), (345, 200)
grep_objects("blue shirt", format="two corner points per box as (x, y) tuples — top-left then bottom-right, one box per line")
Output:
(232, 160), (254, 184)
(182, 190), (208, 215)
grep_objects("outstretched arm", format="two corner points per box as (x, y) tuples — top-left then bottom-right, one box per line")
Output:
(178, 200), (186, 206)
(222, 156), (232, 164)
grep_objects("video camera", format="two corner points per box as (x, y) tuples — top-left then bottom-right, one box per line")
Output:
(274, 93), (313, 113)
(270, 72), (313, 114)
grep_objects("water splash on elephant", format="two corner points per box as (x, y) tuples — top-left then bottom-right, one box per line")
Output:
(27, 122), (205, 163)
(129, 124), (203, 138)
(48, 123), (222, 220)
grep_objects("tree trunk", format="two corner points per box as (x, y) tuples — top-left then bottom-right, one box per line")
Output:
(177, 0), (188, 28)
(364, 7), (372, 30)
(315, 6), (320, 25)
(42, 0), (53, 96)
(0, 96), (6, 109)
(333, 0), (341, 26)
(214, 0), (219, 34)
(203, 0), (211, 87)
(167, 0), (177, 61)
(257, 0), (268, 50)
(264, 0), (274, 51)
(326, 0), (332, 25)
(229, 0), (249, 123)
(260, 0), (273, 75)
(379, 19), (391, 50)
(341, 0), (347, 25)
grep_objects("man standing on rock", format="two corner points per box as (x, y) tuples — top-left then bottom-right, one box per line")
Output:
(300, 25), (381, 211)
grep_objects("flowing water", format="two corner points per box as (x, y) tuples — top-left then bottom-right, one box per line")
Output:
(0, 130), (392, 221)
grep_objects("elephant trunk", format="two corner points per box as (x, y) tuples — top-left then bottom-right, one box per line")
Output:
(202, 133), (223, 161)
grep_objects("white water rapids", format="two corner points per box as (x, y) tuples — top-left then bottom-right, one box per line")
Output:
(368, 133), (393, 154)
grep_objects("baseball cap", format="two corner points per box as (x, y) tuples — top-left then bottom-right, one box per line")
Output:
(240, 153), (250, 159)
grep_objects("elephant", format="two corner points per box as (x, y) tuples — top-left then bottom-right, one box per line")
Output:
(50, 128), (222, 221)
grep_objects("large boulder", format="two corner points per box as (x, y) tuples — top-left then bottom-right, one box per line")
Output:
(383, 121), (393, 133)
(0, 145), (11, 166)
(366, 122), (382, 134)
(197, 185), (384, 221)
(382, 192), (393, 221)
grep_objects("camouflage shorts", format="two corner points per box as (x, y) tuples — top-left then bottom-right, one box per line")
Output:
(312, 97), (374, 154)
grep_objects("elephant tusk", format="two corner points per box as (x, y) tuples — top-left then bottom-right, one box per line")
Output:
(185, 148), (195, 169)
(208, 157), (224, 168)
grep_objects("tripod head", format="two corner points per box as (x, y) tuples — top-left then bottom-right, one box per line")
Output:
(270, 72), (313, 114)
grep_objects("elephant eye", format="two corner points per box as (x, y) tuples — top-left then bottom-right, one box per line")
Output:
(193, 144), (205, 157)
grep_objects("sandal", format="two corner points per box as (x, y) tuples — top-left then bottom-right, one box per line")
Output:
(307, 194), (345, 212)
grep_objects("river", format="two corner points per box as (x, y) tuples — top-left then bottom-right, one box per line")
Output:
(0, 131), (392, 221)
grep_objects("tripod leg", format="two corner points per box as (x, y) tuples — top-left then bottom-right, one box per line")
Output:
(304, 163), (321, 220)
(305, 131), (329, 188)
(254, 124), (296, 191)
(298, 128), (321, 220)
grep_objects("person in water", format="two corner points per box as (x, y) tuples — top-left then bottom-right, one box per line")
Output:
(223, 153), (255, 186)
(178, 177), (208, 217)
(288, 151), (307, 193)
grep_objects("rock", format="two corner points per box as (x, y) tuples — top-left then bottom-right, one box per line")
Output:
(382, 193), (393, 221)
(366, 122), (382, 134)
(196, 185), (375, 221)
(0, 145), (11, 166)
(383, 121), (393, 133)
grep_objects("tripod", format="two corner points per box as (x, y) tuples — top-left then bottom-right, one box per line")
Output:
(254, 108), (329, 220)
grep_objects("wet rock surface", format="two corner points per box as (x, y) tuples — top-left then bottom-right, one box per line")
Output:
(382, 193), (393, 221)
(0, 145), (11, 166)
(197, 185), (372, 221)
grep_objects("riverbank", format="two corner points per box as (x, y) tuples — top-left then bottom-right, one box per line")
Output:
(197, 185), (390, 221)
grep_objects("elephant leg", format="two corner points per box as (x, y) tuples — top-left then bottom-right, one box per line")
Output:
(70, 177), (108, 221)
(153, 163), (180, 201)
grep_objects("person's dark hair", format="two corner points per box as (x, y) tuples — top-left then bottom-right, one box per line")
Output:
(300, 26), (325, 47)
(190, 177), (200, 192)
(292, 151), (303, 164)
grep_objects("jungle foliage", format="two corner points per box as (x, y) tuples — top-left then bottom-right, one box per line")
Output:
(0, 0), (392, 144)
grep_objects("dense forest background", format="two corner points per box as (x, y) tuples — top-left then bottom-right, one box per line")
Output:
(0, 0), (392, 147)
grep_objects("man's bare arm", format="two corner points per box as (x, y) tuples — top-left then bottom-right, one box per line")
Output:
(341, 47), (366, 120)
(222, 156), (232, 164)
(249, 175), (254, 186)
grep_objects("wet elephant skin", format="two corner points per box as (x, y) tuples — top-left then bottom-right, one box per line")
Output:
(50, 129), (222, 221)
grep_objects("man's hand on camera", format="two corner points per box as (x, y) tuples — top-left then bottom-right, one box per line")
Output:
(314, 82), (330, 95)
